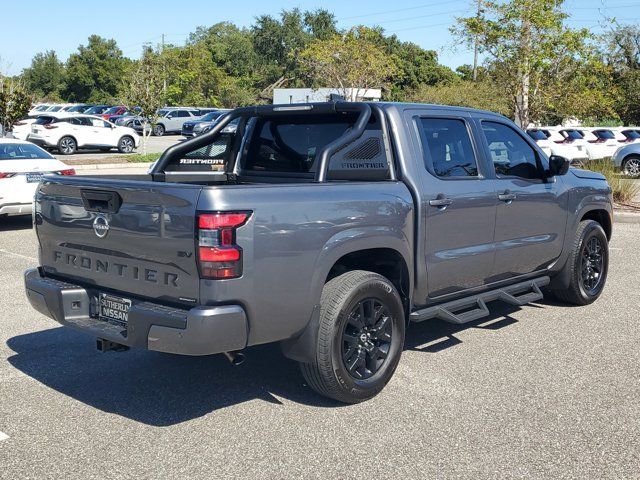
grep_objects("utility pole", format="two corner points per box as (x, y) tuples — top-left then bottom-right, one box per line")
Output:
(472, 0), (481, 81)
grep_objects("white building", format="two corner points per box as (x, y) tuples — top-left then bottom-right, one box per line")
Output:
(273, 88), (382, 104)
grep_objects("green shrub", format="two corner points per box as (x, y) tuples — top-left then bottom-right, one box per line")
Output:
(585, 159), (640, 203)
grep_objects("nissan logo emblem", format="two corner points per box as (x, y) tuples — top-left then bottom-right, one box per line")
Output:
(93, 215), (109, 238)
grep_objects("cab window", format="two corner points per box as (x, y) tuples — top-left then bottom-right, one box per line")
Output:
(481, 121), (544, 180)
(417, 118), (479, 178)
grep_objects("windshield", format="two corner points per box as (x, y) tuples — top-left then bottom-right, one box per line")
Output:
(200, 112), (223, 122)
(0, 142), (54, 160)
(527, 130), (548, 140)
(84, 106), (106, 114)
(594, 130), (616, 139)
(66, 105), (86, 112)
(103, 106), (122, 114)
(48, 106), (62, 112)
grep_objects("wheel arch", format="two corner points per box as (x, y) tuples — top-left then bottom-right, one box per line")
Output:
(580, 208), (612, 240)
(281, 231), (413, 363)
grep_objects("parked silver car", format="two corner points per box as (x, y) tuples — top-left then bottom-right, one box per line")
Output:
(153, 108), (201, 136)
(611, 142), (640, 176)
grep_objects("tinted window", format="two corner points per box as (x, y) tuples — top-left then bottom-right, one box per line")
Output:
(0, 143), (53, 160)
(482, 121), (541, 180)
(201, 112), (223, 122)
(594, 130), (615, 140)
(243, 114), (367, 174)
(562, 130), (584, 140)
(527, 130), (548, 141)
(417, 118), (478, 178)
(176, 110), (190, 118)
(622, 130), (640, 139)
(33, 116), (56, 125)
(103, 107), (121, 114)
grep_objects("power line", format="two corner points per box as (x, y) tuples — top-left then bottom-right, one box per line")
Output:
(339, 0), (466, 21)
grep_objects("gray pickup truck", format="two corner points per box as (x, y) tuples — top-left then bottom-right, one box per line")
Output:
(24, 102), (613, 403)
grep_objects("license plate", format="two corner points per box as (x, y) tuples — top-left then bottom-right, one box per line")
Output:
(26, 173), (44, 183)
(577, 146), (583, 151)
(98, 293), (131, 325)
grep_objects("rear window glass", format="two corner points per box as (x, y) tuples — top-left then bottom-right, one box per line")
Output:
(622, 130), (640, 139)
(243, 114), (374, 174)
(527, 130), (548, 140)
(562, 130), (583, 140)
(33, 116), (56, 125)
(0, 143), (53, 160)
(594, 130), (615, 139)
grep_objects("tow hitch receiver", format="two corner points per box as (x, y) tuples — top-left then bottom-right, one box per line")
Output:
(96, 338), (129, 352)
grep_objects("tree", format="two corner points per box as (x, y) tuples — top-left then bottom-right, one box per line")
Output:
(408, 79), (511, 116)
(22, 51), (65, 100)
(64, 35), (130, 102)
(354, 27), (457, 100)
(453, 0), (591, 127)
(298, 27), (397, 100)
(251, 9), (338, 98)
(604, 24), (640, 124)
(122, 48), (164, 154)
(0, 76), (32, 136)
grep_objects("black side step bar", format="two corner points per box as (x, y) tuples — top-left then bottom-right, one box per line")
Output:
(410, 277), (550, 325)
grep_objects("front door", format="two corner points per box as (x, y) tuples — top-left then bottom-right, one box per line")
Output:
(413, 115), (498, 300)
(478, 120), (567, 280)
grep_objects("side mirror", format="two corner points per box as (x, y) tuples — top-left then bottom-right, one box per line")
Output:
(548, 155), (570, 176)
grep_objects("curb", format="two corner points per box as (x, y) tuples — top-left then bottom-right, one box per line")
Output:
(614, 210), (640, 224)
(72, 162), (153, 171)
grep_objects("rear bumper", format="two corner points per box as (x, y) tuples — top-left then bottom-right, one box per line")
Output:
(24, 268), (248, 356)
(0, 202), (33, 216)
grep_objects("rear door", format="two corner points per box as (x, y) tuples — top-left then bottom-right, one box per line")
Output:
(35, 177), (203, 306)
(408, 111), (498, 300)
(477, 119), (567, 279)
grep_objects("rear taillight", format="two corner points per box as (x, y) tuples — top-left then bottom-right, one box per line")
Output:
(58, 169), (76, 176)
(588, 138), (605, 143)
(43, 124), (57, 129)
(0, 173), (15, 179)
(197, 212), (251, 279)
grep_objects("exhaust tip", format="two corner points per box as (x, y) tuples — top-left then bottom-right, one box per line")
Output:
(223, 351), (246, 366)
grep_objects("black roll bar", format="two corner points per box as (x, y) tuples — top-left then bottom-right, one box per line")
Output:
(150, 102), (373, 182)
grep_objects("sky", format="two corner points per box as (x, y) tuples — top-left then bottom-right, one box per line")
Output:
(1, 0), (638, 76)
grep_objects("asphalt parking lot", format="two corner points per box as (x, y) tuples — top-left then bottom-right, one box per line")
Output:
(0, 216), (638, 479)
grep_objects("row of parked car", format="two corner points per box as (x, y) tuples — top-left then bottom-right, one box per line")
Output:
(526, 126), (640, 176)
(12, 104), (231, 155)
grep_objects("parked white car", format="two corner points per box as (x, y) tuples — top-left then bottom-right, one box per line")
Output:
(0, 139), (75, 217)
(527, 128), (589, 164)
(573, 128), (621, 160)
(28, 104), (51, 116)
(27, 115), (140, 155)
(11, 112), (72, 141)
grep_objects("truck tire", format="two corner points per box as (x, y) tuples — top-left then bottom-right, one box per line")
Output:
(552, 220), (609, 305)
(300, 270), (405, 403)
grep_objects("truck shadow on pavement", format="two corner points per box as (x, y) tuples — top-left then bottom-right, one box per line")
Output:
(6, 327), (336, 426)
(0, 216), (32, 231)
(7, 300), (551, 425)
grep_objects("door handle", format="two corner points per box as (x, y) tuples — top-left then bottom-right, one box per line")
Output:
(498, 191), (517, 202)
(429, 197), (453, 208)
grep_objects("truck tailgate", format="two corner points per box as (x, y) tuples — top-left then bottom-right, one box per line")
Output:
(35, 176), (202, 306)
